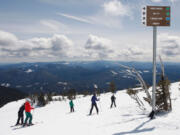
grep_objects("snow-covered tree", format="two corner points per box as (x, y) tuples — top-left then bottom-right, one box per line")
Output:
(119, 64), (152, 107)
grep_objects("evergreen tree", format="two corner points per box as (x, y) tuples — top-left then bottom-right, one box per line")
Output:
(47, 92), (53, 102)
(37, 93), (46, 106)
(96, 89), (101, 96)
(155, 56), (172, 112)
(83, 90), (90, 97)
(109, 81), (116, 93)
(67, 89), (76, 100)
(156, 76), (171, 111)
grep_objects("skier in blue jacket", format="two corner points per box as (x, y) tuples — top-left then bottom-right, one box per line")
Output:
(89, 93), (99, 115)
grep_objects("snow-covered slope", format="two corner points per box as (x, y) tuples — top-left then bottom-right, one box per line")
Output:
(1, 82), (180, 135)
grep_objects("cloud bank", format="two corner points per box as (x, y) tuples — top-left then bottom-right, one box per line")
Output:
(158, 33), (180, 60)
(0, 30), (180, 62)
(0, 30), (73, 61)
(103, 0), (131, 17)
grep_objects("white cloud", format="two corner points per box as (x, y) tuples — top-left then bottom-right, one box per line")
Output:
(39, 0), (105, 6)
(87, 0), (132, 28)
(151, 0), (178, 3)
(55, 0), (132, 29)
(103, 0), (131, 17)
(84, 34), (115, 59)
(0, 19), (70, 36)
(158, 33), (180, 59)
(85, 34), (111, 50)
(1, 29), (180, 62)
(50, 34), (74, 57)
(40, 20), (67, 32)
(57, 13), (93, 24)
(169, 0), (179, 3)
(0, 30), (74, 60)
(0, 30), (18, 46)
(0, 30), (157, 62)
(118, 46), (151, 61)
(151, 0), (162, 2)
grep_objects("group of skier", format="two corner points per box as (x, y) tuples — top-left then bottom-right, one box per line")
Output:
(15, 93), (116, 126)
(16, 98), (34, 127)
(68, 93), (116, 115)
(89, 93), (116, 115)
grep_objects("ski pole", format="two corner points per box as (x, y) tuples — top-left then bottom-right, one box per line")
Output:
(32, 109), (35, 118)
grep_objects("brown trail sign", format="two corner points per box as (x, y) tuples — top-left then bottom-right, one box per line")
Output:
(142, 6), (170, 26)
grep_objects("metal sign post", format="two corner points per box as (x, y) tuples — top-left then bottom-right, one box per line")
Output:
(142, 6), (170, 119)
(152, 26), (157, 112)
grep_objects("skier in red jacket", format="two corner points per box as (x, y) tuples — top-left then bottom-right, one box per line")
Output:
(23, 98), (34, 126)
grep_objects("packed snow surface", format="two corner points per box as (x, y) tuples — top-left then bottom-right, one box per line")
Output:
(1, 82), (180, 135)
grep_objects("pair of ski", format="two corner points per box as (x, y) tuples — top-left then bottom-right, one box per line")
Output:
(11, 122), (40, 130)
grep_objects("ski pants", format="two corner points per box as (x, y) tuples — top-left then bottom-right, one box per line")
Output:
(70, 106), (74, 112)
(16, 112), (24, 125)
(111, 101), (116, 108)
(89, 103), (99, 115)
(24, 112), (32, 124)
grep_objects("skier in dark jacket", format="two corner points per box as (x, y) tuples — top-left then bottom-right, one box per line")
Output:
(110, 94), (116, 108)
(69, 99), (74, 112)
(16, 103), (25, 125)
(89, 93), (99, 115)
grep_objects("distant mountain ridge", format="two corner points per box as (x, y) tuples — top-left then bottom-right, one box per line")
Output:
(0, 86), (26, 107)
(0, 61), (180, 94)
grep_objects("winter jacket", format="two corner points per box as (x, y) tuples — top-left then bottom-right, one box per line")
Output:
(111, 95), (116, 101)
(69, 100), (74, 107)
(25, 101), (34, 113)
(91, 95), (98, 104)
(18, 104), (25, 115)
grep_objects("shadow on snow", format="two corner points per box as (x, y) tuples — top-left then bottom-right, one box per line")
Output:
(113, 119), (155, 135)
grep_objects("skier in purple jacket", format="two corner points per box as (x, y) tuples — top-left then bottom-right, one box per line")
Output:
(89, 93), (99, 115)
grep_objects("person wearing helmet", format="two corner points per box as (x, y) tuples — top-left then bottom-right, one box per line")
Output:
(23, 98), (34, 126)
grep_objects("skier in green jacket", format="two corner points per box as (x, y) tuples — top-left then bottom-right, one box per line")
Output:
(69, 99), (74, 112)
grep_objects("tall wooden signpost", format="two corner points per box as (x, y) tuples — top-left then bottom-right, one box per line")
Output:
(142, 6), (170, 119)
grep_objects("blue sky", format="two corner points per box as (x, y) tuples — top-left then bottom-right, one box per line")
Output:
(0, 0), (180, 63)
